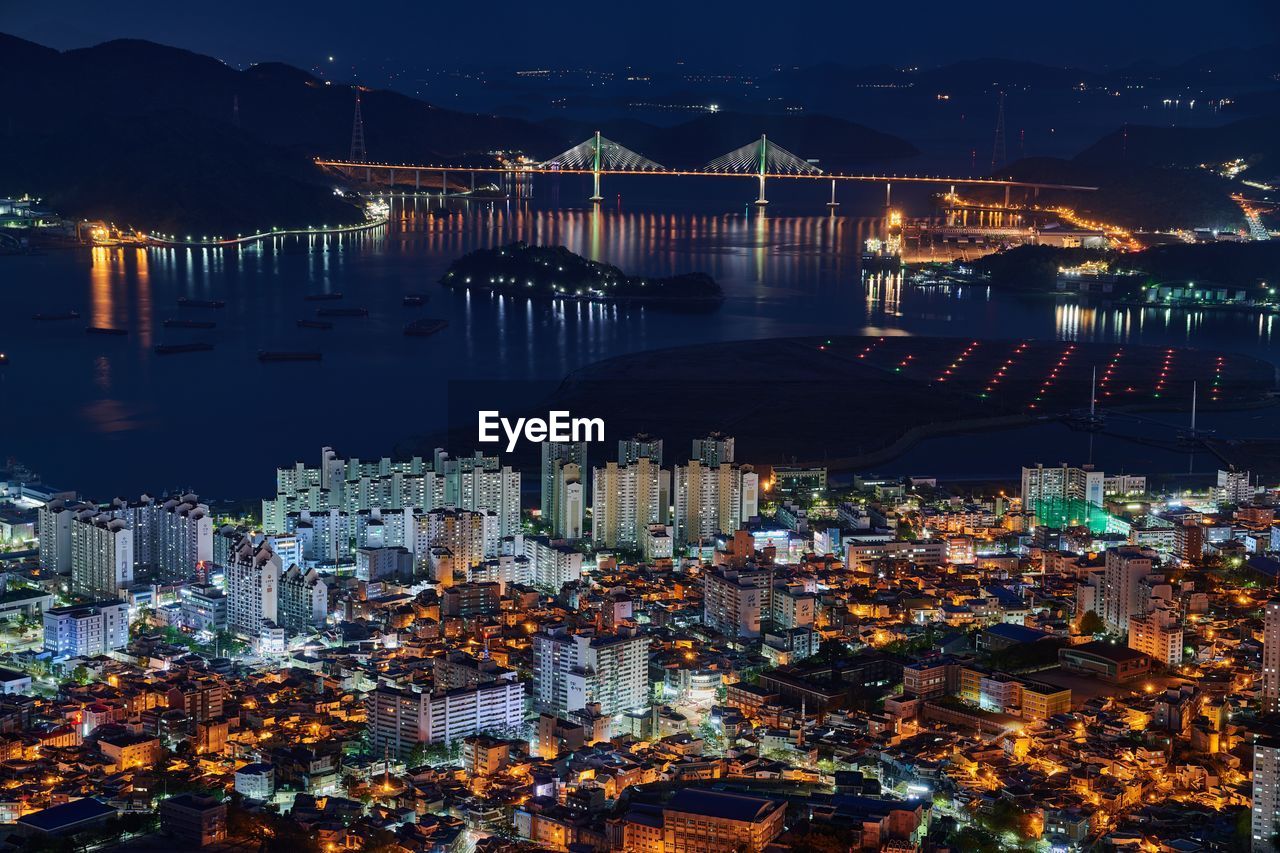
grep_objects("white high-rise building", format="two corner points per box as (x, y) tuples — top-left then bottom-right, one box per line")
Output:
(1217, 468), (1253, 507)
(672, 461), (758, 547)
(278, 565), (328, 634)
(691, 433), (735, 467)
(1264, 601), (1280, 715)
(1021, 463), (1106, 509)
(523, 537), (583, 591)
(70, 511), (134, 600)
(225, 538), (280, 638)
(533, 625), (648, 734)
(1128, 603), (1184, 667)
(1102, 546), (1155, 635)
(618, 433), (664, 466)
(542, 442), (587, 539)
(37, 499), (91, 573)
(367, 680), (526, 758)
(592, 458), (662, 549)
(43, 601), (129, 657)
(418, 507), (490, 584)
(1253, 731), (1280, 852)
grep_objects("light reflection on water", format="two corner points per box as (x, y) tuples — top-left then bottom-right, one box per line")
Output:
(0, 198), (1277, 496)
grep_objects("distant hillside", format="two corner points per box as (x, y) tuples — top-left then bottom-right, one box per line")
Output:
(544, 112), (917, 170)
(1077, 113), (1280, 176)
(0, 34), (570, 232)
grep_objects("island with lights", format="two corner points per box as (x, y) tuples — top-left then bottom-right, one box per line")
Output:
(440, 242), (723, 308)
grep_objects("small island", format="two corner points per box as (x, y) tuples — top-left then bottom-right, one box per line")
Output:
(440, 242), (723, 308)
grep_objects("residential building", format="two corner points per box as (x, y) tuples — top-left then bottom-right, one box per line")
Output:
(277, 565), (327, 634)
(367, 681), (526, 758)
(43, 601), (128, 657)
(224, 538), (280, 638)
(533, 625), (648, 733)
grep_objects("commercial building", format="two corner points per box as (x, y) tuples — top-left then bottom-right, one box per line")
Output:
(159, 793), (227, 847)
(43, 601), (129, 657)
(366, 680), (526, 758)
(661, 789), (785, 853)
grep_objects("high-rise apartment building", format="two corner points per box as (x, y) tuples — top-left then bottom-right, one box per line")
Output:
(225, 538), (280, 638)
(533, 625), (648, 734)
(691, 433), (735, 467)
(542, 442), (587, 540)
(592, 458), (662, 549)
(367, 681), (526, 758)
(278, 565), (327, 634)
(1021, 463), (1106, 509)
(70, 510), (134, 600)
(43, 601), (129, 657)
(1102, 546), (1155, 635)
(1264, 600), (1280, 715)
(672, 461), (758, 547)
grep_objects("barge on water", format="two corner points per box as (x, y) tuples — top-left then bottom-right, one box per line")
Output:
(177, 297), (226, 309)
(258, 351), (323, 362)
(154, 342), (214, 355)
(404, 318), (449, 337)
(86, 326), (128, 336)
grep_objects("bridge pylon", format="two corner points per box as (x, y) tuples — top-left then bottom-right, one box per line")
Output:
(590, 130), (604, 204)
(755, 135), (769, 206)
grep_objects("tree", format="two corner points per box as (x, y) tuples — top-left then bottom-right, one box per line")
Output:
(70, 665), (90, 685)
(1078, 609), (1105, 636)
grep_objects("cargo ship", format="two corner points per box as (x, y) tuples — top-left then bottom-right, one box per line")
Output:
(154, 342), (214, 355)
(404, 318), (449, 337)
(86, 326), (128, 336)
(177, 297), (226, 309)
(258, 351), (323, 362)
(32, 311), (81, 321)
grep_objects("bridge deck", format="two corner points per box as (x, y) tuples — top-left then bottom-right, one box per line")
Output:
(313, 159), (1098, 191)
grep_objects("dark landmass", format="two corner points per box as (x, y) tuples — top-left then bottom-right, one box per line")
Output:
(404, 336), (1275, 474)
(1078, 112), (1280, 176)
(967, 241), (1280, 291)
(989, 157), (1243, 231)
(544, 111), (917, 170)
(440, 242), (723, 306)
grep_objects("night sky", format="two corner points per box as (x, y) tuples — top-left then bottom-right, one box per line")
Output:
(4, 0), (1277, 73)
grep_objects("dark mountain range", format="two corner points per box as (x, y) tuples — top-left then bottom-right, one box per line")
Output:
(1078, 113), (1280, 175)
(0, 33), (919, 232)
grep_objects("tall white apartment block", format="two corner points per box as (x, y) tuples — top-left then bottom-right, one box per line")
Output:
(1217, 468), (1253, 507)
(1264, 601), (1280, 715)
(70, 511), (134, 600)
(542, 442), (588, 540)
(1021, 463), (1106, 509)
(37, 499), (90, 573)
(1102, 546), (1155, 635)
(592, 458), (662, 549)
(523, 537), (584, 591)
(225, 538), (280, 638)
(533, 625), (648, 733)
(691, 433), (735, 467)
(672, 461), (758, 547)
(1252, 731), (1280, 852)
(367, 680), (526, 757)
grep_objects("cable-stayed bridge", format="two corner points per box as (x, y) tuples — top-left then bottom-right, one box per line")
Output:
(315, 131), (1097, 206)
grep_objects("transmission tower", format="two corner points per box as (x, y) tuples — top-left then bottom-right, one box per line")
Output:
(990, 91), (1006, 173)
(350, 90), (367, 161)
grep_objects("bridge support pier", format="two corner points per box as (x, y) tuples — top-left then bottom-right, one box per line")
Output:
(388, 168), (394, 188)
(754, 173), (768, 206)
(415, 170), (420, 190)
(365, 167), (372, 183)
(590, 169), (603, 203)
(441, 170), (448, 197)
(827, 178), (839, 209)
(470, 171), (476, 192)
(1004, 185), (1011, 206)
